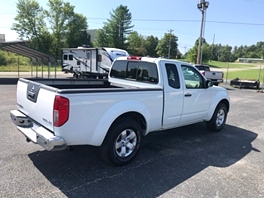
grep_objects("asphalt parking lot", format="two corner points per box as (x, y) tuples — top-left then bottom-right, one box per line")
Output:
(0, 83), (264, 198)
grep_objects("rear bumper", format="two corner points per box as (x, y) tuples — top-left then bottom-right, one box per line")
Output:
(10, 110), (67, 151)
(210, 79), (223, 83)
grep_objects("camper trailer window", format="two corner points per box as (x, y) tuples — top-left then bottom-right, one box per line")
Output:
(77, 60), (81, 65)
(69, 55), (73, 60)
(63, 55), (68, 60)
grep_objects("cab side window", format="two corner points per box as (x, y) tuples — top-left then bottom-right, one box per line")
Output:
(181, 65), (204, 89)
(165, 63), (180, 89)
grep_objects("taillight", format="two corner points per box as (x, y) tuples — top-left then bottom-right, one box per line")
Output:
(202, 71), (205, 75)
(53, 96), (69, 127)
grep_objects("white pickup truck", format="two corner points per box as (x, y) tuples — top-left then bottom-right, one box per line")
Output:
(194, 64), (224, 86)
(10, 56), (230, 166)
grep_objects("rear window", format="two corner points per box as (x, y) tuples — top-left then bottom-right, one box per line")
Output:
(195, 65), (210, 71)
(110, 60), (158, 84)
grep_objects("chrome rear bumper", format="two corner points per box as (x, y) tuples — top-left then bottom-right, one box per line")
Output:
(10, 110), (67, 151)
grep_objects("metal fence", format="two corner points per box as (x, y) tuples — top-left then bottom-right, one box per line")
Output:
(0, 60), (69, 79)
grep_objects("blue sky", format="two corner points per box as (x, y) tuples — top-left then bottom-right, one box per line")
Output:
(1, 0), (264, 53)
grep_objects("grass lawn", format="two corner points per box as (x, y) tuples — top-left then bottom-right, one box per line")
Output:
(225, 69), (264, 82)
(176, 59), (262, 69)
(208, 61), (260, 69)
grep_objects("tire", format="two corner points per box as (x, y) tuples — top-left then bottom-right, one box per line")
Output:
(73, 73), (78, 79)
(100, 117), (142, 166)
(206, 103), (227, 132)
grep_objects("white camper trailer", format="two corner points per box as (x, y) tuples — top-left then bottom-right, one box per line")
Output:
(61, 47), (130, 78)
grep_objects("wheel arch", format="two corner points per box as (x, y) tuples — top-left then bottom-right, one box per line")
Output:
(109, 112), (147, 135)
(220, 99), (230, 113)
(205, 98), (230, 121)
(90, 100), (151, 146)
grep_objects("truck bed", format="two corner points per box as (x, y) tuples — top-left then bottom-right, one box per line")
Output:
(20, 78), (117, 89)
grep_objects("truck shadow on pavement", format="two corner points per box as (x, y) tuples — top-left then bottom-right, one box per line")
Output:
(28, 123), (258, 198)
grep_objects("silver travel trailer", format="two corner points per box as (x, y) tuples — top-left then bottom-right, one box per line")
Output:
(61, 47), (130, 78)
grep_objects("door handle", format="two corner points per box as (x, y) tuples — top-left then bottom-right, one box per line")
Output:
(185, 93), (192, 97)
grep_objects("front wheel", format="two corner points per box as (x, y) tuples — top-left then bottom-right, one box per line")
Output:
(206, 103), (227, 132)
(100, 117), (142, 166)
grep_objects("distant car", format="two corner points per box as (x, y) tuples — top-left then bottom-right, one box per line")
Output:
(194, 64), (223, 86)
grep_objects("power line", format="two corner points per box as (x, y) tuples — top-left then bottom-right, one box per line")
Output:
(206, 20), (264, 26)
(88, 17), (264, 26)
(245, 0), (264, 3)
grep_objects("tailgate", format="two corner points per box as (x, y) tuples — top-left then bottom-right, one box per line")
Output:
(206, 71), (223, 80)
(16, 79), (56, 132)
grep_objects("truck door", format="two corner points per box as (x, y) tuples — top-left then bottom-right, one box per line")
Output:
(162, 63), (184, 128)
(180, 65), (211, 123)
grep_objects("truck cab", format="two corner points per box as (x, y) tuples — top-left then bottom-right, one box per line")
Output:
(109, 56), (226, 128)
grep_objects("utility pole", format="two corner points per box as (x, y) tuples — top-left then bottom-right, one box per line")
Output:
(212, 33), (215, 45)
(211, 33), (215, 60)
(196, 0), (209, 65)
(168, 29), (174, 59)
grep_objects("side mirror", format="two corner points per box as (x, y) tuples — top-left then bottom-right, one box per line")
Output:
(206, 80), (213, 88)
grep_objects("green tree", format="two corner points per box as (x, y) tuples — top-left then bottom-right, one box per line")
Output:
(94, 29), (110, 47)
(156, 33), (178, 58)
(200, 43), (211, 63)
(66, 13), (91, 48)
(145, 35), (159, 57)
(186, 46), (198, 63)
(219, 45), (232, 62)
(259, 49), (264, 59)
(11, 0), (46, 50)
(45, 0), (75, 58)
(210, 44), (219, 61)
(247, 51), (259, 58)
(31, 30), (53, 54)
(186, 38), (211, 63)
(95, 5), (134, 49)
(127, 31), (146, 56)
(0, 51), (7, 66)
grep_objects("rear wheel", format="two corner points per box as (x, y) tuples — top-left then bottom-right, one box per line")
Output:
(100, 117), (142, 166)
(206, 103), (227, 132)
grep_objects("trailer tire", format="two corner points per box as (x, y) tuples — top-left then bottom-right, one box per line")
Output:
(100, 117), (142, 166)
(73, 73), (78, 79)
(206, 103), (227, 132)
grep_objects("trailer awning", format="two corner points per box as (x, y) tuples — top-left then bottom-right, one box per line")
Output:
(0, 41), (57, 64)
